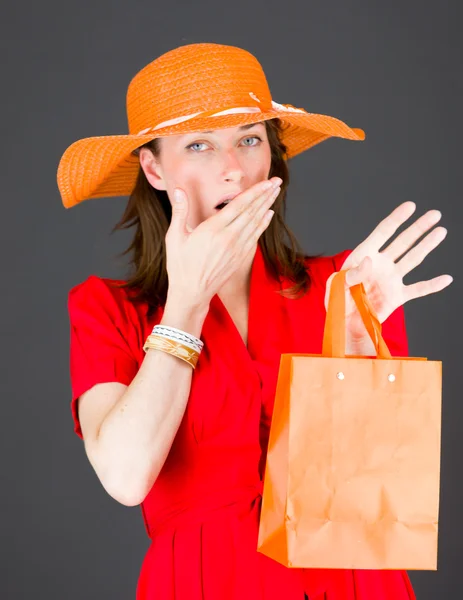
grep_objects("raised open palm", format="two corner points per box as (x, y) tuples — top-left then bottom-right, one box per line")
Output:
(324, 201), (453, 343)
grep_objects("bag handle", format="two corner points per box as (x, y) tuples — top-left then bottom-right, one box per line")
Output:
(322, 270), (392, 358)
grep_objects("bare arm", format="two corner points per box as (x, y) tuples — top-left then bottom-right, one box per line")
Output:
(77, 176), (281, 507)
(78, 291), (209, 507)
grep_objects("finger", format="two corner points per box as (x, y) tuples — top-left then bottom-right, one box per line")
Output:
(403, 274), (454, 303)
(215, 177), (282, 229)
(169, 188), (190, 237)
(357, 201), (417, 256)
(233, 178), (281, 229)
(383, 209), (442, 262)
(237, 184), (280, 243)
(241, 207), (276, 256)
(396, 226), (448, 277)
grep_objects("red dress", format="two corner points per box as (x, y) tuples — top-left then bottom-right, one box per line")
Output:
(68, 244), (416, 600)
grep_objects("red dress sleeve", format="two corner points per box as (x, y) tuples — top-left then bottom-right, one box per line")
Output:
(332, 248), (409, 358)
(67, 275), (140, 439)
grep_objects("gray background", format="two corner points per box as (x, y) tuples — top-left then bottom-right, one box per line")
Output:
(2, 0), (461, 598)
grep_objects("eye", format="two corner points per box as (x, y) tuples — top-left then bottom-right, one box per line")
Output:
(186, 135), (263, 153)
(242, 136), (262, 147)
(187, 142), (208, 152)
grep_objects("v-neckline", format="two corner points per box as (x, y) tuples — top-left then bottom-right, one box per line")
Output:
(210, 244), (264, 364)
(216, 292), (250, 350)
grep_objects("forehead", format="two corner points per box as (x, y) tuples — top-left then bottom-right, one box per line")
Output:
(197, 122), (266, 135)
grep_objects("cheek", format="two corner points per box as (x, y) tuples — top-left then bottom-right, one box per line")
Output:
(163, 164), (210, 210)
(162, 159), (199, 194)
(177, 164), (209, 194)
(247, 147), (272, 180)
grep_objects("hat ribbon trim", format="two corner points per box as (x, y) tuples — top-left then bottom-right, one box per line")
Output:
(137, 106), (262, 136)
(136, 100), (307, 136)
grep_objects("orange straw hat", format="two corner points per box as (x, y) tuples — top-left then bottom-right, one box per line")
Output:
(57, 43), (365, 209)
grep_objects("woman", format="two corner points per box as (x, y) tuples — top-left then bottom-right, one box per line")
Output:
(58, 43), (451, 599)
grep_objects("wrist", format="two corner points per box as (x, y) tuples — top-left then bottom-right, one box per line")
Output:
(346, 332), (376, 356)
(162, 292), (210, 338)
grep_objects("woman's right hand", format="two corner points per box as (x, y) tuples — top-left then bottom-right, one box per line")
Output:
(164, 177), (282, 308)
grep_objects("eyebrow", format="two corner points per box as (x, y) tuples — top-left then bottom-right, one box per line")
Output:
(198, 122), (264, 135)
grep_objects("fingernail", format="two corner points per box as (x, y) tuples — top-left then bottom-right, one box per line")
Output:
(272, 177), (283, 188)
(174, 189), (183, 203)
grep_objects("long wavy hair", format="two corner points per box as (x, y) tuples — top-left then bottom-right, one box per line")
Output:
(111, 118), (320, 317)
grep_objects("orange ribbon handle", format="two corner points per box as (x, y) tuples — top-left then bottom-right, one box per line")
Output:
(322, 270), (392, 359)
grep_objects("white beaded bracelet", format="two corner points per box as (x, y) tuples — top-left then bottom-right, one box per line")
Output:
(150, 324), (204, 353)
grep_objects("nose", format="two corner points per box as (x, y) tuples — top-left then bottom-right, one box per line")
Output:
(222, 149), (245, 182)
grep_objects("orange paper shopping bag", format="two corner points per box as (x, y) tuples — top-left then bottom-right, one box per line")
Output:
(258, 270), (442, 570)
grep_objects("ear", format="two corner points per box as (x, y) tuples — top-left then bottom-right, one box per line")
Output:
(139, 147), (167, 191)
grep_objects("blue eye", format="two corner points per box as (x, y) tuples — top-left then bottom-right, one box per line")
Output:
(188, 142), (208, 152)
(242, 136), (262, 146)
(186, 136), (263, 153)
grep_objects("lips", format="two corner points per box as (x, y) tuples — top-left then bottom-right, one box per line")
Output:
(215, 192), (240, 210)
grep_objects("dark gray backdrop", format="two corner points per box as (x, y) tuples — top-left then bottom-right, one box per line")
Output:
(2, 0), (461, 598)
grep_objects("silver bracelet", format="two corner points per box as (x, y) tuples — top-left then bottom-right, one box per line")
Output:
(151, 324), (204, 354)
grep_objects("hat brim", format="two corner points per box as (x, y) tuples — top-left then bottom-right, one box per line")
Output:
(57, 109), (365, 208)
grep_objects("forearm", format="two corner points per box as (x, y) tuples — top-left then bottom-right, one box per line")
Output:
(96, 292), (210, 506)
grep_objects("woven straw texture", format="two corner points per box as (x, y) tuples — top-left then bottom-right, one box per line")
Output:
(57, 43), (365, 208)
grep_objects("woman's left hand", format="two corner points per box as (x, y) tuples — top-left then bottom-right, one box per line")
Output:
(324, 201), (453, 349)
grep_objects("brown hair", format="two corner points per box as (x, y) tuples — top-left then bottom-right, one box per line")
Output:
(111, 118), (320, 317)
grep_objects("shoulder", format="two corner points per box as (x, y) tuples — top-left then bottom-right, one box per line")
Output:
(69, 274), (129, 304)
(67, 274), (164, 340)
(69, 274), (125, 310)
(67, 275), (145, 325)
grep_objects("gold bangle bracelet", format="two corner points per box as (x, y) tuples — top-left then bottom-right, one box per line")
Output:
(143, 334), (200, 369)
